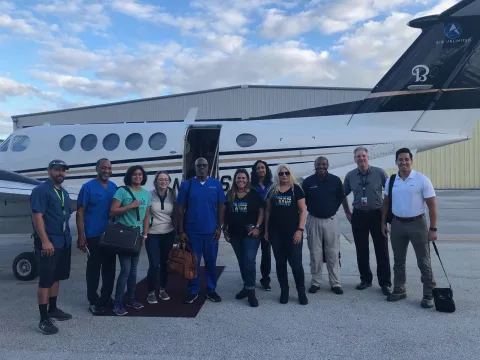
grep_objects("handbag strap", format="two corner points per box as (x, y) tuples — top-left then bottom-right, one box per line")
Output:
(431, 241), (452, 289)
(122, 186), (140, 222)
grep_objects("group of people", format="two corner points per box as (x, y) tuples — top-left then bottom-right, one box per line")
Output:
(30, 146), (439, 336)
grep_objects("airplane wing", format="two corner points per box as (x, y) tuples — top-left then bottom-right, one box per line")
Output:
(0, 171), (79, 235)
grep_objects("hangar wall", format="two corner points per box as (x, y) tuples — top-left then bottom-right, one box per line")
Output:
(384, 120), (480, 189)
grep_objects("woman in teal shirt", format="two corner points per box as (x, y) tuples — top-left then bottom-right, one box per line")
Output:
(110, 165), (151, 316)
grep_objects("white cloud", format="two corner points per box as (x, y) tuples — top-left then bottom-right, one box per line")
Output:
(30, 71), (133, 99)
(32, 0), (111, 34)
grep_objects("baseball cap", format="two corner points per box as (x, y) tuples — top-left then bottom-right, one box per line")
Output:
(48, 159), (69, 170)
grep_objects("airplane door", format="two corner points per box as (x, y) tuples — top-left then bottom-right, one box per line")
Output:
(182, 125), (221, 180)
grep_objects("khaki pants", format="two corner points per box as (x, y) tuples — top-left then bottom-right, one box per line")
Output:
(306, 214), (341, 288)
(390, 216), (436, 296)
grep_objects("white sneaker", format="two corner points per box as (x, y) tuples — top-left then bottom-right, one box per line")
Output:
(147, 292), (157, 304)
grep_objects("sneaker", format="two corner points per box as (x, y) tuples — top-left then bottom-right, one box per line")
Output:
(125, 298), (144, 310)
(235, 288), (248, 300)
(308, 285), (320, 294)
(260, 278), (271, 291)
(159, 290), (170, 301)
(147, 292), (158, 304)
(88, 304), (105, 315)
(386, 291), (407, 302)
(183, 293), (199, 304)
(38, 318), (58, 335)
(381, 286), (392, 296)
(48, 307), (72, 321)
(113, 302), (128, 316)
(421, 295), (434, 308)
(356, 281), (372, 290)
(206, 292), (222, 302)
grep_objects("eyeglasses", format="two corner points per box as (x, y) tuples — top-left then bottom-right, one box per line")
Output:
(279, 171), (290, 176)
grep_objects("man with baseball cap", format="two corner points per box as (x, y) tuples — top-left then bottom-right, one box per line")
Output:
(30, 159), (73, 335)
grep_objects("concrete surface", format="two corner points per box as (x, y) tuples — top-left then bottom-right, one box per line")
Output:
(0, 190), (479, 359)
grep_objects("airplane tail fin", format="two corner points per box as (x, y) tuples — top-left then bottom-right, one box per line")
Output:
(349, 0), (480, 138)
(184, 107), (198, 123)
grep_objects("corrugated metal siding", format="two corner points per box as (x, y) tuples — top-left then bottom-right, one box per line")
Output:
(384, 120), (480, 189)
(12, 86), (371, 129)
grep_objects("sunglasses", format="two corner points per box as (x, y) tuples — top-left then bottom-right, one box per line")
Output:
(196, 164), (208, 168)
(279, 171), (290, 176)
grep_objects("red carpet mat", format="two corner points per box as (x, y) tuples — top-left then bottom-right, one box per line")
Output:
(102, 266), (225, 318)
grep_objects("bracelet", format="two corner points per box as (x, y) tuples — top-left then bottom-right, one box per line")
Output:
(297, 227), (304, 232)
(429, 227), (437, 231)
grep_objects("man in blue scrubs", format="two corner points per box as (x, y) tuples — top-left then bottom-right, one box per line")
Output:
(31, 159), (73, 335)
(76, 158), (117, 315)
(177, 157), (226, 304)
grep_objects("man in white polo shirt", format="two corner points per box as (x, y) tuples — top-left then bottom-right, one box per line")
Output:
(381, 147), (437, 309)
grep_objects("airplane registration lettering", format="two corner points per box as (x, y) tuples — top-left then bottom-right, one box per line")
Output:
(221, 175), (232, 192)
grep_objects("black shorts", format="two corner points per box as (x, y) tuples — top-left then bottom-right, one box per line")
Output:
(36, 246), (72, 288)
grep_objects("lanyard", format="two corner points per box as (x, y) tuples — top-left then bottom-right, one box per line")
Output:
(54, 188), (65, 215)
(359, 172), (369, 197)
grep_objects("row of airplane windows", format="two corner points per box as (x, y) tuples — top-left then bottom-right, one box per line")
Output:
(0, 132), (258, 153)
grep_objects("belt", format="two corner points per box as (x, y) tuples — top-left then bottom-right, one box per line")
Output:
(393, 214), (424, 222)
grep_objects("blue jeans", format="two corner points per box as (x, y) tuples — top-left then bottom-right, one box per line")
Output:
(146, 231), (175, 292)
(187, 233), (219, 294)
(115, 253), (140, 302)
(230, 236), (261, 290)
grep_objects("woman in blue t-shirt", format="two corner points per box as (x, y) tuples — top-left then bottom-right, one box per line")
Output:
(265, 163), (308, 305)
(223, 168), (264, 307)
(250, 160), (273, 291)
(110, 165), (152, 316)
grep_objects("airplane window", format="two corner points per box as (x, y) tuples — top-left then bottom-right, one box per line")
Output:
(148, 132), (167, 150)
(236, 133), (257, 148)
(81, 134), (98, 151)
(0, 139), (10, 152)
(103, 133), (120, 151)
(59, 134), (76, 151)
(12, 135), (30, 152)
(125, 133), (143, 151)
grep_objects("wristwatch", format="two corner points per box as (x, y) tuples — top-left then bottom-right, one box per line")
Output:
(254, 224), (260, 229)
(429, 227), (437, 231)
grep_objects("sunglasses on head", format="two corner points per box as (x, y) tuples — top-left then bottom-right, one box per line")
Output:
(279, 171), (290, 176)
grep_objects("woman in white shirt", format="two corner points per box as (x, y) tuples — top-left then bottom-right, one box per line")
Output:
(146, 171), (177, 304)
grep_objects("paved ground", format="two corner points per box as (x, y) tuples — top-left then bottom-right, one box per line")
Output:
(0, 190), (479, 359)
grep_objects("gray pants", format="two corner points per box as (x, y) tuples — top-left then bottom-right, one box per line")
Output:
(390, 216), (436, 296)
(306, 214), (341, 288)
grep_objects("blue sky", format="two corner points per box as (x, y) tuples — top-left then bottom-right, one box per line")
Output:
(0, 0), (459, 138)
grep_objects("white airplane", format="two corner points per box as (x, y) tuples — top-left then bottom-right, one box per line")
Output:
(0, 1), (478, 240)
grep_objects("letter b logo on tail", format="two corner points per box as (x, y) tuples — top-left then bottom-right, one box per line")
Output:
(412, 65), (430, 82)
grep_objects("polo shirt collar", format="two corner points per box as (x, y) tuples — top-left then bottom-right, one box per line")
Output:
(357, 166), (371, 175)
(395, 169), (416, 181)
(316, 172), (329, 182)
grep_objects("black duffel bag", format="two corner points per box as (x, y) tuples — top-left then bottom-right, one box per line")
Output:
(99, 186), (143, 255)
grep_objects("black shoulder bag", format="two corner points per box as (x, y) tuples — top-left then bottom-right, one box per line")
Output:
(431, 241), (456, 313)
(386, 174), (396, 224)
(100, 186), (143, 255)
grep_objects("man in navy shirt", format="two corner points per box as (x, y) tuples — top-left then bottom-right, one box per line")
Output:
(177, 157), (226, 304)
(76, 158), (117, 315)
(31, 159), (73, 335)
(302, 156), (345, 295)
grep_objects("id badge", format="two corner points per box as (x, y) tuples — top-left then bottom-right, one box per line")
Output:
(361, 197), (368, 207)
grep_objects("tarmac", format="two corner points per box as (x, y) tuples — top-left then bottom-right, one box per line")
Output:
(0, 190), (479, 359)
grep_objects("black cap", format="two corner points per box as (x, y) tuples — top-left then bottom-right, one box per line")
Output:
(48, 159), (69, 170)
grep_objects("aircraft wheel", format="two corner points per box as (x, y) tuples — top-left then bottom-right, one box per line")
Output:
(12, 252), (37, 281)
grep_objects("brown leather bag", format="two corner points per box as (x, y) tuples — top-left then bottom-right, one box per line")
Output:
(167, 241), (198, 280)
